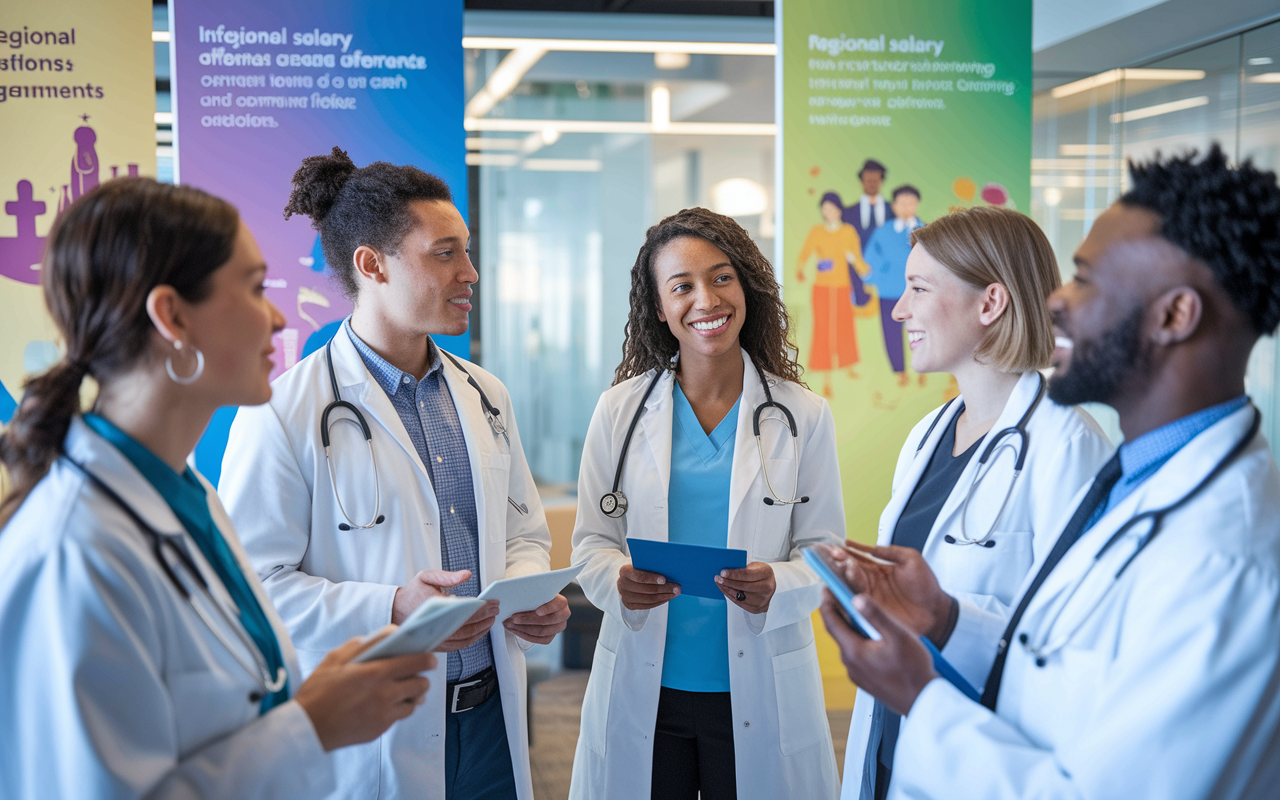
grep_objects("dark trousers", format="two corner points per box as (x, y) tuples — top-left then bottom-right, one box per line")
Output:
(650, 687), (737, 800)
(445, 691), (518, 800)
(880, 297), (905, 373)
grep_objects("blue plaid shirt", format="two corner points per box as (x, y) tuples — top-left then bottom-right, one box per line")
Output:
(345, 320), (493, 681)
(1088, 395), (1249, 529)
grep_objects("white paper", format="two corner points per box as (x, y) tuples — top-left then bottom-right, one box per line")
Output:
(477, 564), (585, 624)
(354, 596), (486, 662)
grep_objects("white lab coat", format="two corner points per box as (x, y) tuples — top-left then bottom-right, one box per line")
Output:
(841, 371), (1113, 799)
(0, 417), (333, 799)
(568, 349), (844, 800)
(219, 330), (549, 800)
(891, 403), (1280, 800)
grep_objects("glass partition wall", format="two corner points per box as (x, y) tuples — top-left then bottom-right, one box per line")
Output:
(1032, 18), (1280, 450)
(467, 37), (775, 485)
(470, 18), (1280, 486)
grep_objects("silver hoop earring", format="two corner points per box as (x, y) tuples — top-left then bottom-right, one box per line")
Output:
(165, 340), (205, 385)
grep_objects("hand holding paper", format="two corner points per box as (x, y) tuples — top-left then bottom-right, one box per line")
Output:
(477, 565), (583, 644)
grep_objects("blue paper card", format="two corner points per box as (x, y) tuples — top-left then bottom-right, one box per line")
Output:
(626, 538), (748, 599)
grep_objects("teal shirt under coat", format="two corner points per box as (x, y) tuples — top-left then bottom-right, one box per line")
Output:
(82, 413), (290, 714)
(660, 384), (741, 693)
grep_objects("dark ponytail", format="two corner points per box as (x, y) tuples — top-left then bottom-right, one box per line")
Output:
(283, 146), (454, 300)
(0, 177), (239, 524)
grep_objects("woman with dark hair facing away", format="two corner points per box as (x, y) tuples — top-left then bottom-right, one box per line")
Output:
(569, 208), (846, 800)
(0, 178), (437, 799)
(218, 148), (562, 800)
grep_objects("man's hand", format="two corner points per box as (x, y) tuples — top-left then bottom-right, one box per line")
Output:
(504, 594), (571, 644)
(392, 569), (471, 625)
(818, 589), (936, 715)
(715, 562), (776, 614)
(831, 541), (955, 646)
(436, 600), (501, 652)
(618, 564), (680, 610)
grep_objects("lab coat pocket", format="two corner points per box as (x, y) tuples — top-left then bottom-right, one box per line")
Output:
(930, 529), (1035, 606)
(580, 643), (617, 757)
(771, 645), (826, 756)
(482, 452), (512, 543)
(169, 670), (255, 751)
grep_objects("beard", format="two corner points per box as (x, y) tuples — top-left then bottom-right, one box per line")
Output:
(1048, 305), (1151, 407)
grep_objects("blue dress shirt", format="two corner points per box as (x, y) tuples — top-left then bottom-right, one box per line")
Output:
(661, 383), (740, 693)
(1087, 395), (1249, 530)
(344, 320), (493, 682)
(83, 413), (289, 713)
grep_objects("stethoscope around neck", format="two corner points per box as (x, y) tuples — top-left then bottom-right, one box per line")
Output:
(62, 456), (288, 701)
(1019, 406), (1260, 667)
(598, 357), (809, 519)
(915, 373), (1047, 548)
(322, 337), (510, 531)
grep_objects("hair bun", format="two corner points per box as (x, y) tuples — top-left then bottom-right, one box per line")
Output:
(283, 146), (357, 224)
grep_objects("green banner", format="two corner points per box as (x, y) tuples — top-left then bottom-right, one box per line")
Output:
(779, 0), (1031, 542)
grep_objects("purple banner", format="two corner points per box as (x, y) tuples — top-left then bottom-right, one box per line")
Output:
(170, 0), (466, 480)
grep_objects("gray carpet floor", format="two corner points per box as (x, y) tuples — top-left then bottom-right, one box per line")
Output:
(528, 670), (853, 800)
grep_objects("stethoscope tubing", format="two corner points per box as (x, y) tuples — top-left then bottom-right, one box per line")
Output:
(917, 374), (1046, 548)
(1020, 406), (1261, 664)
(601, 358), (807, 517)
(62, 456), (287, 696)
(321, 337), (509, 531)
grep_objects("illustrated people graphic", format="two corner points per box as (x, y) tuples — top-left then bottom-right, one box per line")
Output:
(70, 126), (99, 202)
(841, 159), (889, 309)
(796, 191), (869, 396)
(864, 184), (924, 387)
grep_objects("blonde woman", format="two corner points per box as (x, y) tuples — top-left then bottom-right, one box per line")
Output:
(835, 206), (1114, 800)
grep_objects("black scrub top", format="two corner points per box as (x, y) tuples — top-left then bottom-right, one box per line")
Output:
(876, 404), (980, 798)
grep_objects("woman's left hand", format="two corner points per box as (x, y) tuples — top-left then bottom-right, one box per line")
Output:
(716, 562), (776, 614)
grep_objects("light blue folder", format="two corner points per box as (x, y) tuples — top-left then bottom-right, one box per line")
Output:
(626, 538), (748, 599)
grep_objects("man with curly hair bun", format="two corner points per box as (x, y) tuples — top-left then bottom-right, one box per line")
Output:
(820, 145), (1280, 800)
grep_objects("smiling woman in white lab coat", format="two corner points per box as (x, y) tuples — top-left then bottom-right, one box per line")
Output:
(0, 178), (435, 799)
(833, 206), (1113, 800)
(569, 208), (845, 800)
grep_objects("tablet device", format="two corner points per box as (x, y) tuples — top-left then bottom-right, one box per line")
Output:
(354, 596), (487, 663)
(477, 564), (585, 624)
(803, 545), (881, 640)
(626, 538), (748, 599)
(803, 545), (981, 702)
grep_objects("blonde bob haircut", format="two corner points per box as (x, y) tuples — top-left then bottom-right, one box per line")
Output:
(911, 206), (1060, 373)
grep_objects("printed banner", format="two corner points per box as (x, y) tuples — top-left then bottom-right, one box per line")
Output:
(778, 0), (1031, 704)
(0, 2), (155, 423)
(170, 0), (466, 482)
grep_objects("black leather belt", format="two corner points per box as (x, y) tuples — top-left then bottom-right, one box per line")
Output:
(447, 666), (498, 713)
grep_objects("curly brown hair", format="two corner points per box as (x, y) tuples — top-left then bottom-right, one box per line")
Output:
(613, 207), (803, 386)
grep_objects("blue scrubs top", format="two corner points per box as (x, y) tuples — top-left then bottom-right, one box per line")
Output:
(661, 384), (741, 693)
(83, 413), (290, 713)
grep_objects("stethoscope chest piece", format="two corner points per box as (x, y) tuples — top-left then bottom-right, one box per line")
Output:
(600, 491), (628, 518)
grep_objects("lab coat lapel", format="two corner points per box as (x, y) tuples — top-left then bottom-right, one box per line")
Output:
(65, 418), (261, 668)
(439, 350), (492, 566)
(638, 369), (675, 524)
(876, 397), (964, 545)
(928, 372), (1044, 541)
(1021, 403), (1259, 628)
(328, 328), (431, 483)
(728, 349), (764, 540)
